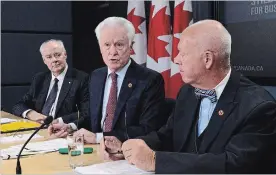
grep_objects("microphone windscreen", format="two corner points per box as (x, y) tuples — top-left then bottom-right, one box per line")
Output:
(44, 116), (54, 125)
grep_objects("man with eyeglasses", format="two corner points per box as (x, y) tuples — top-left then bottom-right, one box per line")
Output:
(49, 17), (166, 160)
(12, 39), (89, 131)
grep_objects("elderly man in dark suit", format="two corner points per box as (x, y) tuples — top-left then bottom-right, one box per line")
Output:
(49, 17), (165, 155)
(13, 39), (89, 129)
(120, 20), (276, 173)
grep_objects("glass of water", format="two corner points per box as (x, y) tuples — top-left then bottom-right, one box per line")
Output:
(67, 134), (84, 169)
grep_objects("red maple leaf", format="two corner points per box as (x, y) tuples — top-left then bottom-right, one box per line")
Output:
(127, 8), (145, 34)
(172, 1), (193, 60)
(147, 5), (171, 62)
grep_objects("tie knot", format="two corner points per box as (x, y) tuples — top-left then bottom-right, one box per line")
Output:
(194, 88), (217, 103)
(54, 78), (59, 84)
(110, 72), (117, 82)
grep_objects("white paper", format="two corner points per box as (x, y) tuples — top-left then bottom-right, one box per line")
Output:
(75, 160), (153, 174)
(0, 118), (17, 124)
(0, 138), (68, 159)
(0, 133), (43, 144)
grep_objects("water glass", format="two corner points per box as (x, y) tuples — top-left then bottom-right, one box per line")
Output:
(67, 134), (84, 169)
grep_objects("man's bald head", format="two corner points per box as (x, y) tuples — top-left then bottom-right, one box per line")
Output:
(174, 20), (232, 89)
(181, 20), (232, 69)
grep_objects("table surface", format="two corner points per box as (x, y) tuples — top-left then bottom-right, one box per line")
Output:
(0, 111), (103, 174)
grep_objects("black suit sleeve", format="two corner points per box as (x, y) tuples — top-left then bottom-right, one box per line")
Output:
(12, 75), (39, 117)
(119, 73), (165, 141)
(154, 101), (276, 173)
(61, 74), (89, 128)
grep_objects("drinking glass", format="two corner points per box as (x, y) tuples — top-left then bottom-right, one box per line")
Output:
(67, 134), (84, 169)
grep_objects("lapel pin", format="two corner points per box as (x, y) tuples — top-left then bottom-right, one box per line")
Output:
(128, 83), (132, 88)
(69, 81), (71, 84)
(218, 110), (224, 116)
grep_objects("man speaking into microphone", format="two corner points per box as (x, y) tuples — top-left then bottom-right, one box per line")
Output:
(48, 17), (166, 157)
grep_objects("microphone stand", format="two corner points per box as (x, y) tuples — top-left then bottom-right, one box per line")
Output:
(16, 116), (53, 174)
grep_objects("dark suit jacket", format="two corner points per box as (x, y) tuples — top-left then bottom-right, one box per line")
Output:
(141, 71), (276, 173)
(88, 60), (165, 142)
(12, 68), (89, 126)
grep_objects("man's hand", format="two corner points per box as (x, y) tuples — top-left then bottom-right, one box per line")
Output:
(48, 123), (69, 139)
(73, 128), (96, 144)
(26, 110), (47, 123)
(122, 139), (155, 172)
(99, 137), (124, 161)
(104, 136), (122, 154)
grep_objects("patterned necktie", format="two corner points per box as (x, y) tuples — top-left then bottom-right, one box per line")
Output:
(42, 78), (59, 116)
(104, 72), (118, 132)
(194, 88), (217, 103)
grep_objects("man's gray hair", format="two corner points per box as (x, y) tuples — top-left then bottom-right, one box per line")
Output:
(217, 27), (232, 69)
(39, 39), (66, 54)
(95, 16), (135, 46)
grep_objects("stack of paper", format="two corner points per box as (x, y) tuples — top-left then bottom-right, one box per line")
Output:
(0, 133), (43, 144)
(1, 138), (68, 160)
(75, 160), (153, 174)
(0, 118), (17, 124)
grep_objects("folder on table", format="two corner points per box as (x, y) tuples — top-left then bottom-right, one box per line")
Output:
(0, 120), (41, 133)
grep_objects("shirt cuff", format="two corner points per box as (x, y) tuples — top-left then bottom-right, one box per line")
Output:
(96, 133), (103, 143)
(69, 123), (78, 131)
(22, 109), (32, 118)
(57, 117), (64, 124)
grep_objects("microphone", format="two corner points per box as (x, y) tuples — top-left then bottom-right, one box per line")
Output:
(16, 116), (53, 174)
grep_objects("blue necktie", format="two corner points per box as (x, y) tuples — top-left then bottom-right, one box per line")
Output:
(194, 88), (217, 103)
(42, 78), (59, 116)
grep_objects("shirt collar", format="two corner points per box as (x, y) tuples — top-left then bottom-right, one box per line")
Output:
(214, 68), (231, 100)
(107, 59), (131, 78)
(51, 64), (68, 82)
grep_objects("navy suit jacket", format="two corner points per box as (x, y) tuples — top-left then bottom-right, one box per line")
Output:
(12, 68), (89, 126)
(88, 60), (165, 142)
(141, 71), (276, 173)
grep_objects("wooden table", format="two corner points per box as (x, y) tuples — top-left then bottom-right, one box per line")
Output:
(0, 111), (103, 174)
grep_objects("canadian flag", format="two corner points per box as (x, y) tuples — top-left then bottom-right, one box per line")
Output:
(170, 0), (193, 98)
(147, 0), (172, 96)
(127, 0), (193, 99)
(127, 1), (147, 65)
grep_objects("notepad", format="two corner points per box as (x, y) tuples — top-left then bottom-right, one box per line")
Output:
(1, 138), (68, 159)
(0, 120), (41, 133)
(1, 118), (17, 124)
(75, 160), (153, 174)
(0, 133), (43, 143)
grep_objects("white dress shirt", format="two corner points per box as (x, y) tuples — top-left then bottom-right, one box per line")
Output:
(23, 65), (68, 124)
(198, 68), (231, 136)
(96, 59), (131, 143)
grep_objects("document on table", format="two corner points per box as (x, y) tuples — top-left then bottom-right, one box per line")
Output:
(75, 160), (153, 174)
(0, 138), (68, 160)
(0, 133), (43, 143)
(1, 118), (17, 124)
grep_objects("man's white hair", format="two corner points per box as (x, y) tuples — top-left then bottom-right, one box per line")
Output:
(218, 27), (231, 61)
(216, 26), (232, 69)
(95, 16), (135, 46)
(39, 39), (66, 54)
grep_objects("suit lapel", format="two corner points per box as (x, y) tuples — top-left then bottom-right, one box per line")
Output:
(112, 61), (136, 128)
(55, 69), (73, 115)
(175, 87), (200, 152)
(37, 73), (51, 112)
(199, 71), (240, 153)
(91, 69), (107, 131)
